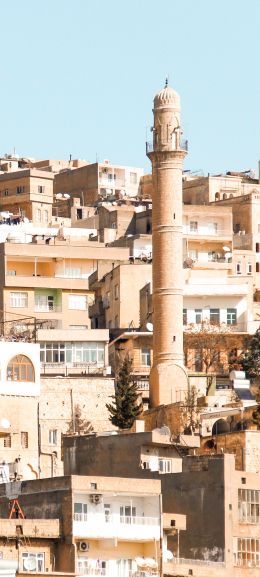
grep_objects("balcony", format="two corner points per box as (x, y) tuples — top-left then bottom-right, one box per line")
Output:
(77, 571), (158, 577)
(5, 273), (90, 290)
(41, 363), (110, 376)
(183, 226), (231, 238)
(146, 139), (188, 154)
(73, 513), (160, 541)
(99, 177), (126, 188)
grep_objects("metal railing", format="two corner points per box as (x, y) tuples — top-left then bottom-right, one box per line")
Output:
(170, 558), (225, 567)
(146, 139), (188, 154)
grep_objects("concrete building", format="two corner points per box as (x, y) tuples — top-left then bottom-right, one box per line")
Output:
(0, 475), (162, 577)
(0, 234), (129, 334)
(54, 160), (143, 207)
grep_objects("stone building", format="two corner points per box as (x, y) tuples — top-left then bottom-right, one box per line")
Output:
(54, 160), (143, 207)
(0, 169), (54, 225)
(63, 430), (260, 576)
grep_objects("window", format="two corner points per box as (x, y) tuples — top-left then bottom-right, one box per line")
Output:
(195, 309), (202, 324)
(190, 221), (198, 233)
(238, 489), (260, 524)
(49, 429), (58, 445)
(227, 308), (237, 325)
(4, 189), (8, 196)
(40, 342), (105, 365)
(210, 309), (220, 324)
(209, 222), (218, 234)
(247, 262), (252, 274)
(44, 210), (49, 223)
(120, 506), (136, 523)
(7, 270), (16, 276)
(7, 355), (35, 382)
(257, 263), (260, 273)
(22, 553), (44, 572)
(36, 208), (41, 222)
(236, 262), (242, 274)
(16, 186), (24, 194)
(141, 348), (151, 366)
(104, 503), (111, 522)
(234, 537), (260, 567)
(68, 294), (88, 310)
(38, 185), (45, 194)
(130, 172), (137, 184)
(183, 309), (187, 325)
(188, 249), (198, 260)
(256, 243), (260, 253)
(21, 432), (28, 449)
(77, 558), (89, 575)
(4, 434), (11, 448)
(64, 267), (81, 278)
(114, 284), (119, 299)
(10, 292), (28, 308)
(35, 294), (54, 312)
(74, 502), (87, 521)
(159, 459), (172, 473)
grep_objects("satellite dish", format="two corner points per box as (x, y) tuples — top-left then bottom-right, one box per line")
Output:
(223, 246), (230, 252)
(23, 558), (37, 571)
(55, 193), (62, 199)
(63, 193), (70, 199)
(0, 418), (10, 429)
(225, 252), (232, 258)
(165, 550), (174, 561)
(146, 322), (153, 332)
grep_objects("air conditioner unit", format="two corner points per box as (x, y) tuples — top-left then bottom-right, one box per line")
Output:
(79, 541), (89, 552)
(90, 494), (103, 504)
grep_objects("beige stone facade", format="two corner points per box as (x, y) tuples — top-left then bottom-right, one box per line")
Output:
(0, 169), (54, 224)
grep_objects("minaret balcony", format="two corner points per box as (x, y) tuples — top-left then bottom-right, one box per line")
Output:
(146, 139), (188, 155)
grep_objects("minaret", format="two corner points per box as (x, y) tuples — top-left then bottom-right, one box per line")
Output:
(147, 81), (188, 406)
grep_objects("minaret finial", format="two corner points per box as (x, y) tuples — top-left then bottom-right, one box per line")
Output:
(165, 76), (169, 88)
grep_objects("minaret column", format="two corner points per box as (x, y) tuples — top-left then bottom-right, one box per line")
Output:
(147, 82), (188, 407)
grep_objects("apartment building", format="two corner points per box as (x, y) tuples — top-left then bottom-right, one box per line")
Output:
(0, 235), (129, 334)
(54, 160), (143, 207)
(0, 475), (162, 577)
(0, 169), (54, 224)
(89, 262), (152, 330)
(63, 431), (260, 576)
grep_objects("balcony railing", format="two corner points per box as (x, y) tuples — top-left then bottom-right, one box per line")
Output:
(77, 571), (157, 577)
(73, 512), (160, 540)
(146, 139), (188, 154)
(170, 558), (225, 567)
(74, 513), (158, 526)
(35, 304), (62, 313)
(41, 362), (107, 376)
(183, 227), (231, 237)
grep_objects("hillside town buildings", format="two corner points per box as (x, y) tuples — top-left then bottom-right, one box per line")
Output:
(0, 82), (259, 577)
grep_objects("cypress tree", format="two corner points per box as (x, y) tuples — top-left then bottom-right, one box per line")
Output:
(106, 356), (143, 429)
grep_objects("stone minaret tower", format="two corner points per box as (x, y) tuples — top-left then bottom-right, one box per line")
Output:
(147, 81), (188, 407)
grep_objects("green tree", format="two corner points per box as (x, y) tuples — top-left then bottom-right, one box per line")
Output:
(240, 328), (260, 378)
(106, 356), (143, 429)
(67, 404), (94, 435)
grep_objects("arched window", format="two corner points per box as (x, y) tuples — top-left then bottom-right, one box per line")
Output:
(7, 355), (35, 382)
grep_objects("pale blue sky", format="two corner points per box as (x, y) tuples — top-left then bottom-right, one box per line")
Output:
(1, 0), (260, 175)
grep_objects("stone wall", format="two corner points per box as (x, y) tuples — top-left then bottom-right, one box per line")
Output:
(39, 376), (115, 477)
